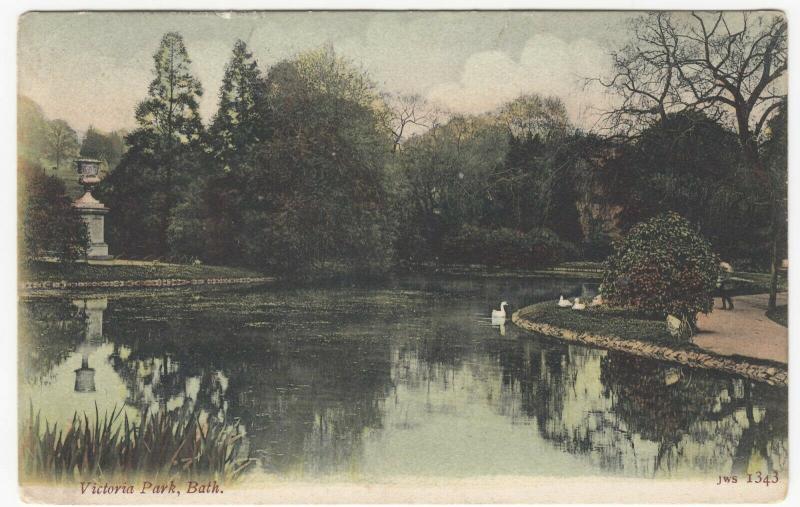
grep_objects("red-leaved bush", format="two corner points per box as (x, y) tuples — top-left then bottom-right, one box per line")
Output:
(601, 212), (719, 324)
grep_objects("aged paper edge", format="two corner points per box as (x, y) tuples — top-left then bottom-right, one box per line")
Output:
(19, 476), (788, 504)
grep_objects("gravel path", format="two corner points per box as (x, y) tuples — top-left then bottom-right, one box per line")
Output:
(694, 292), (787, 364)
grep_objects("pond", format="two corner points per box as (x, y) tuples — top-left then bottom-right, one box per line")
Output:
(19, 276), (787, 482)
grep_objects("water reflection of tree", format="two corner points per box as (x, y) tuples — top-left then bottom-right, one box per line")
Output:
(19, 299), (84, 385)
(395, 326), (469, 394)
(498, 338), (590, 453)
(498, 337), (788, 478)
(601, 354), (787, 477)
(104, 297), (394, 477)
(224, 335), (392, 476)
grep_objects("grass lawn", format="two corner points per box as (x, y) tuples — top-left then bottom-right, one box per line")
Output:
(766, 305), (788, 327)
(21, 260), (267, 283)
(518, 301), (676, 346)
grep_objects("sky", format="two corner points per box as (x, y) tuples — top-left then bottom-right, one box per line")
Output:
(17, 11), (638, 133)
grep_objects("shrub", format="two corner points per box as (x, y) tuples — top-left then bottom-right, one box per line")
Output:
(601, 212), (719, 324)
(19, 161), (88, 262)
(443, 225), (577, 268)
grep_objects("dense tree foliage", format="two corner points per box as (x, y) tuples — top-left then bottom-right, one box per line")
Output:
(19, 161), (88, 262)
(18, 95), (84, 196)
(100, 32), (205, 257)
(393, 97), (587, 268)
(18, 96), (50, 164)
(19, 27), (785, 280)
(612, 112), (772, 269)
(221, 47), (395, 275)
(80, 126), (126, 170)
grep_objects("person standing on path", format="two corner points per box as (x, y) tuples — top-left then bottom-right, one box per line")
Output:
(717, 261), (734, 310)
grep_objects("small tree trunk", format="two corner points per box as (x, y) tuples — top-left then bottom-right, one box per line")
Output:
(768, 215), (780, 310)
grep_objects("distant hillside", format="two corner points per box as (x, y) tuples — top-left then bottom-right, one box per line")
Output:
(17, 95), (127, 198)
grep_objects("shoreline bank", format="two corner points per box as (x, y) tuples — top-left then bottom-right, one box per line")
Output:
(512, 303), (787, 387)
(20, 276), (274, 292)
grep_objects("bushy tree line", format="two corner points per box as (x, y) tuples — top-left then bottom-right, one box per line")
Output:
(22, 25), (783, 278)
(95, 34), (591, 275)
(392, 101), (590, 266)
(99, 36), (395, 276)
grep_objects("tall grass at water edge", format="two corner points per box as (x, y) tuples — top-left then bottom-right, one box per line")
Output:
(20, 403), (255, 483)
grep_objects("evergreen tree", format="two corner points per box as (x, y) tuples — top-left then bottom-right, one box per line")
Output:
(202, 40), (270, 262)
(209, 39), (268, 170)
(103, 32), (204, 256)
(135, 31), (203, 252)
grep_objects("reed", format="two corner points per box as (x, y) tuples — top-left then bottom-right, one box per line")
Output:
(20, 403), (255, 483)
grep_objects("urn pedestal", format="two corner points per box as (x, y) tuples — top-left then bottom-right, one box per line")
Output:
(74, 193), (111, 259)
(73, 159), (112, 260)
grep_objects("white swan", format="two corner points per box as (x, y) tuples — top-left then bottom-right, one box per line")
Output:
(558, 295), (572, 308)
(491, 301), (508, 320)
(572, 297), (586, 310)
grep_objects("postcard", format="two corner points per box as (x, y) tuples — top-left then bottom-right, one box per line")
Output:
(17, 9), (788, 503)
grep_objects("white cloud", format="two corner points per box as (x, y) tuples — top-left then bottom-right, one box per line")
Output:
(426, 33), (616, 129)
(18, 12), (630, 133)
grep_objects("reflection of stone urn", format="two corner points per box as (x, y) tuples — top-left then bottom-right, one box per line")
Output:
(74, 356), (96, 393)
(72, 298), (108, 393)
(73, 159), (111, 260)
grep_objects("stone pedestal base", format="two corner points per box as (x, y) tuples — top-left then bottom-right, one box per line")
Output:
(87, 242), (111, 259)
(74, 194), (112, 260)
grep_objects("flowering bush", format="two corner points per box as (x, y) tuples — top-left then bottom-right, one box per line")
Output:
(601, 213), (719, 324)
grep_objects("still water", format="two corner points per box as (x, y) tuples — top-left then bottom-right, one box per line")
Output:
(19, 276), (787, 481)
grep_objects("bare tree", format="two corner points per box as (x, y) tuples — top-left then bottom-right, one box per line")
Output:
(46, 119), (80, 171)
(599, 11), (787, 308)
(598, 13), (683, 135)
(678, 12), (787, 177)
(382, 93), (439, 152)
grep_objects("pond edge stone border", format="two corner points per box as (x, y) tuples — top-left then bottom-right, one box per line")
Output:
(20, 276), (274, 291)
(512, 307), (787, 387)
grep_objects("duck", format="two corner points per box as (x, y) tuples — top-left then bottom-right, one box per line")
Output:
(590, 294), (604, 307)
(572, 297), (586, 310)
(558, 295), (572, 308)
(491, 301), (508, 320)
